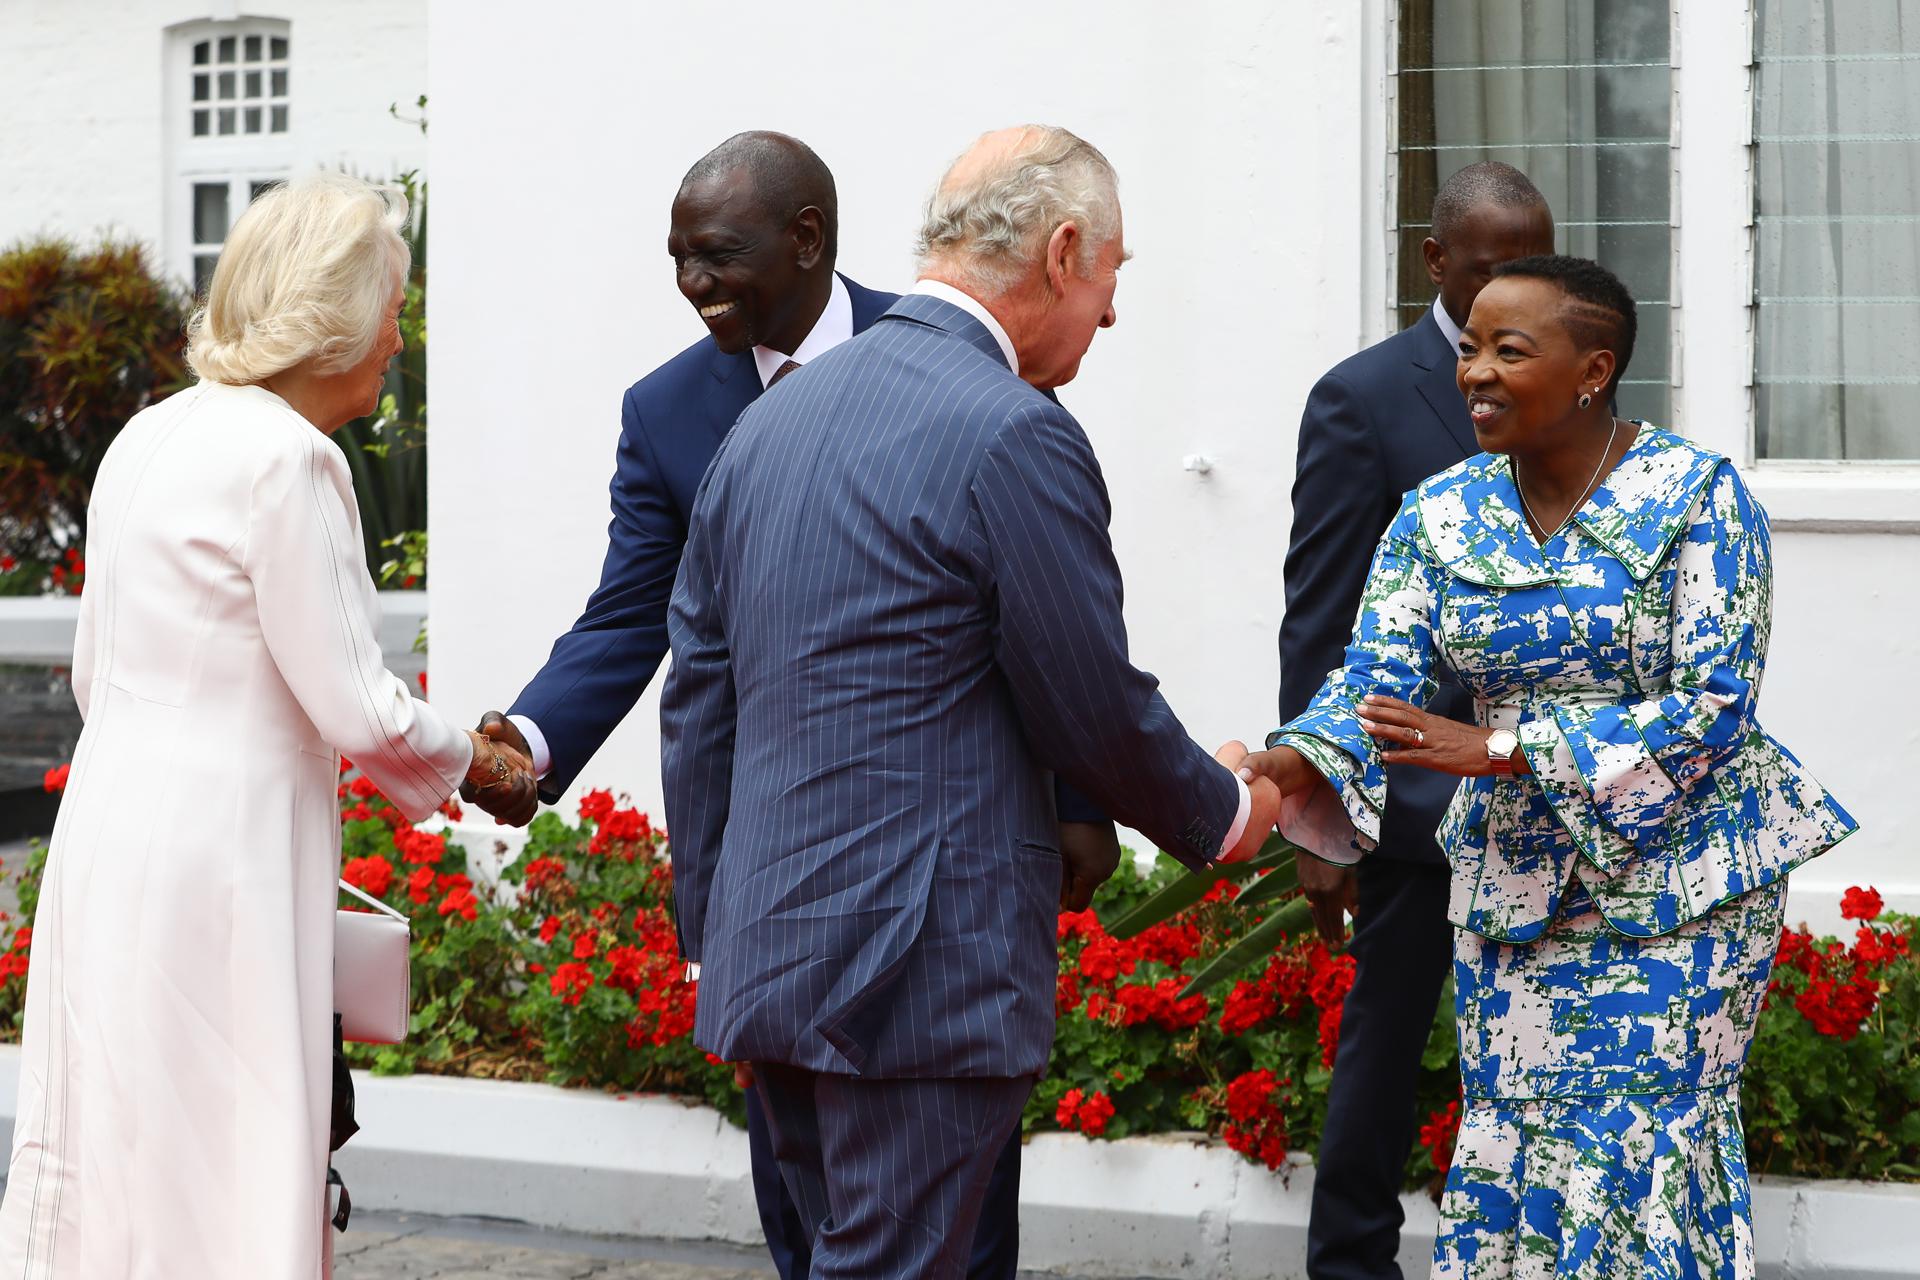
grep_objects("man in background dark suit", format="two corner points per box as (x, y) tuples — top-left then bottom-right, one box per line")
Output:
(663, 125), (1280, 1278)
(1278, 162), (1553, 1280)
(460, 132), (1045, 1280)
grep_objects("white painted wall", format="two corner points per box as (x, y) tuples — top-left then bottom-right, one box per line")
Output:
(0, 0), (427, 285)
(426, 0), (1914, 925)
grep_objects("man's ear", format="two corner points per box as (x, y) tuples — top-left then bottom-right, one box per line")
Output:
(791, 207), (827, 272)
(1422, 236), (1447, 288)
(1045, 221), (1081, 295)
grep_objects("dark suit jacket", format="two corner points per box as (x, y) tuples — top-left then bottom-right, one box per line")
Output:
(1274, 309), (1477, 863)
(661, 293), (1239, 1078)
(508, 275), (897, 800)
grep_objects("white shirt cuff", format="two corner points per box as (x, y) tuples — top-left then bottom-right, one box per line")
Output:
(1218, 773), (1252, 859)
(506, 714), (553, 779)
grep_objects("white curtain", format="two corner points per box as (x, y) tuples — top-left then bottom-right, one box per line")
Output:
(1754, 0), (1920, 460)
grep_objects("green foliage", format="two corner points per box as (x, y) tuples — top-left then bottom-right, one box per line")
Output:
(0, 239), (189, 569)
(334, 165), (429, 583)
(1744, 913), (1920, 1180)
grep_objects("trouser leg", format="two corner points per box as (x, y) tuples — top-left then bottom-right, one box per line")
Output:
(963, 1123), (1023, 1280)
(1306, 858), (1453, 1280)
(747, 1081), (814, 1280)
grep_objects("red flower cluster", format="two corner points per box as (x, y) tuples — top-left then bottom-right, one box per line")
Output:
(1214, 937), (1354, 1067)
(1220, 1068), (1290, 1171)
(1841, 886), (1884, 922)
(43, 764), (69, 793)
(1773, 888), (1910, 1042)
(1055, 1088), (1117, 1137)
(1059, 909), (1214, 1032)
(394, 827), (447, 866)
(0, 926), (31, 982)
(342, 854), (395, 899)
(48, 547), (84, 596)
(550, 960), (595, 1005)
(1419, 1100), (1461, 1172)
(588, 805), (653, 858)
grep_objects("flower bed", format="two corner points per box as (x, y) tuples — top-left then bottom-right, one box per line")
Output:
(10, 764), (1917, 1188)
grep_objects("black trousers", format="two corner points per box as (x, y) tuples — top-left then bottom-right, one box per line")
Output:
(749, 1066), (1030, 1280)
(1307, 857), (1453, 1280)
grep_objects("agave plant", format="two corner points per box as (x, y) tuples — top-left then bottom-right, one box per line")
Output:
(1101, 833), (1316, 998)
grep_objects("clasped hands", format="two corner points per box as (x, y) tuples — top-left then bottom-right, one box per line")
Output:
(460, 712), (540, 825)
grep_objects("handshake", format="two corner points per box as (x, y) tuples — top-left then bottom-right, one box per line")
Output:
(459, 712), (541, 826)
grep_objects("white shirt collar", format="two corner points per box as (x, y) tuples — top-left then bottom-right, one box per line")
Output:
(909, 279), (1019, 377)
(1430, 294), (1464, 356)
(753, 274), (854, 389)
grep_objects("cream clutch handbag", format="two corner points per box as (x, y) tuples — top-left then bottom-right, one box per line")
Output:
(335, 879), (411, 1044)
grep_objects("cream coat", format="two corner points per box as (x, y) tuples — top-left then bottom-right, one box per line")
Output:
(0, 381), (472, 1278)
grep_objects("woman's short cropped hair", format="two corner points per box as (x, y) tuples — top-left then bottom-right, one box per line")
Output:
(185, 170), (410, 385)
(1491, 254), (1638, 395)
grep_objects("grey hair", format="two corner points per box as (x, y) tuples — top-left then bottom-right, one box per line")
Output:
(185, 169), (410, 385)
(914, 126), (1122, 296)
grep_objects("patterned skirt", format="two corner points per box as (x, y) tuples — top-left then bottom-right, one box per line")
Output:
(1431, 878), (1785, 1280)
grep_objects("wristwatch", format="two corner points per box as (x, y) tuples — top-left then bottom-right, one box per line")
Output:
(1486, 729), (1521, 776)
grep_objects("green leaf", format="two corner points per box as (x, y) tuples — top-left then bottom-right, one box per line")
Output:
(1229, 852), (1303, 909)
(1176, 897), (1315, 998)
(1104, 836), (1295, 939)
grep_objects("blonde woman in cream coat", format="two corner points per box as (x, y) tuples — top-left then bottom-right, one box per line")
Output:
(0, 171), (534, 1279)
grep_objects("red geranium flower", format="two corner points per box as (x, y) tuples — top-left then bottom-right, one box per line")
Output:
(43, 763), (69, 793)
(1841, 886), (1884, 922)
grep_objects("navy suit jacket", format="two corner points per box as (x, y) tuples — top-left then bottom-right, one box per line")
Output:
(661, 293), (1239, 1079)
(508, 275), (897, 800)
(1274, 310), (1478, 864)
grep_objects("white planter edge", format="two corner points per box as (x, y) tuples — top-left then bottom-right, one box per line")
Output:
(0, 1045), (1909, 1278)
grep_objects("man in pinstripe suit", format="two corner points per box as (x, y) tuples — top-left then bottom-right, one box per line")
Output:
(662, 125), (1281, 1277)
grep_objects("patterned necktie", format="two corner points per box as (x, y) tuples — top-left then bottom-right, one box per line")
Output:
(768, 358), (801, 388)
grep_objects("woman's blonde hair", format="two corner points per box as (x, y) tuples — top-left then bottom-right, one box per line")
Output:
(185, 170), (410, 384)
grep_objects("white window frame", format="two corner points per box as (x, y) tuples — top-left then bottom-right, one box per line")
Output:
(164, 16), (294, 295)
(1673, 2), (1920, 531)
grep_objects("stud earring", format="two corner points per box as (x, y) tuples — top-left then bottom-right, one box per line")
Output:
(1578, 391), (1593, 410)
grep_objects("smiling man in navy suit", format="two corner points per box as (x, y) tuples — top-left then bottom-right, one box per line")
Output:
(1279, 161), (1553, 1280)
(459, 132), (1043, 1280)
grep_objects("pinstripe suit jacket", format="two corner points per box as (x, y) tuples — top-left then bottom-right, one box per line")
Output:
(661, 293), (1240, 1078)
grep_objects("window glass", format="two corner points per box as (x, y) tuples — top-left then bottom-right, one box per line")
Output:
(192, 183), (229, 245)
(1753, 0), (1920, 460)
(1396, 0), (1673, 425)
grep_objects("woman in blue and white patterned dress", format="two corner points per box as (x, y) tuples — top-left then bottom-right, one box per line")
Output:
(1243, 255), (1856, 1278)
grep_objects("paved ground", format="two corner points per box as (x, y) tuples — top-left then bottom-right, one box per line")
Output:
(334, 1212), (1095, 1279)
(334, 1212), (779, 1279)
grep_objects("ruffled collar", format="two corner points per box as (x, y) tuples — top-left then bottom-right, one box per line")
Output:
(1416, 425), (1728, 586)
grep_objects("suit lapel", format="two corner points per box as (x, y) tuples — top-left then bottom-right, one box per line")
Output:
(705, 346), (761, 446)
(1408, 311), (1477, 457)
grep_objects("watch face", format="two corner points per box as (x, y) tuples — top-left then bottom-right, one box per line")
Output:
(1488, 730), (1519, 758)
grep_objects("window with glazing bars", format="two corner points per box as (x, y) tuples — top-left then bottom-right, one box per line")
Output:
(189, 31), (289, 140)
(1395, 0), (1672, 426)
(1754, 0), (1920, 461)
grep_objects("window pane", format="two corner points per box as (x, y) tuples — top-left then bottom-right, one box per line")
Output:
(193, 40), (209, 65)
(218, 71), (235, 100)
(244, 107), (262, 133)
(251, 181), (277, 201)
(218, 35), (236, 62)
(192, 108), (209, 137)
(193, 183), (229, 245)
(271, 69), (288, 97)
(245, 70), (261, 98)
(244, 35), (262, 61)
(1395, 0), (1674, 426)
(194, 255), (218, 298)
(193, 74), (209, 102)
(1753, 0), (1920, 459)
(217, 108), (236, 135)
(271, 36), (288, 59)
(271, 105), (289, 133)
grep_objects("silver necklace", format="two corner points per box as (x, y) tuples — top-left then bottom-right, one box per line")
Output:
(1516, 416), (1617, 543)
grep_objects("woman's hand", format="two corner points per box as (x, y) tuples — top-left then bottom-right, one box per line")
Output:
(1357, 694), (1527, 777)
(462, 725), (539, 826)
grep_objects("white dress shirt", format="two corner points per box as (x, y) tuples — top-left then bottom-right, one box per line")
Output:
(1431, 293), (1464, 355)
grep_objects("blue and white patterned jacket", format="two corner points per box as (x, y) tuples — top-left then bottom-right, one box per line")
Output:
(1273, 426), (1856, 942)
